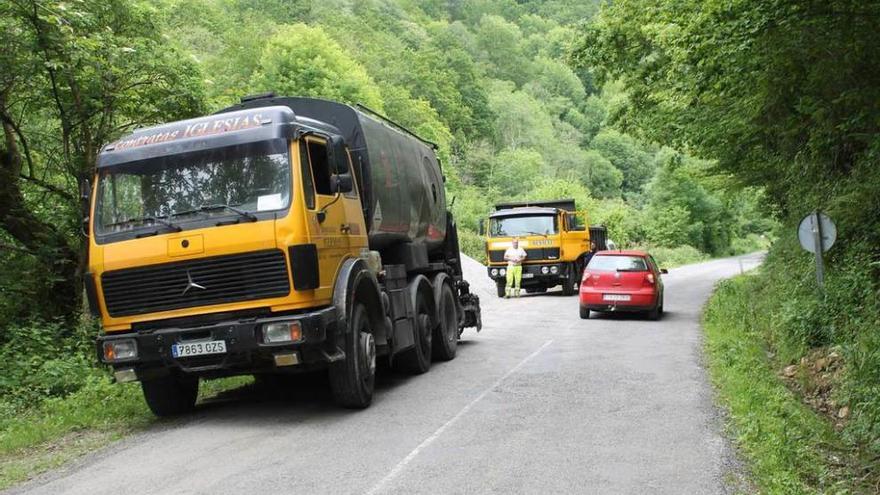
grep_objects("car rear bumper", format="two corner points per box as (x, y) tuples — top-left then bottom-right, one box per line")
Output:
(96, 307), (341, 380)
(579, 289), (658, 311)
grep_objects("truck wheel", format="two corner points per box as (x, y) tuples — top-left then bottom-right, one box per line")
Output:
(561, 264), (578, 296)
(330, 303), (376, 408)
(496, 280), (506, 298)
(141, 373), (199, 417)
(432, 283), (458, 361)
(396, 289), (433, 374)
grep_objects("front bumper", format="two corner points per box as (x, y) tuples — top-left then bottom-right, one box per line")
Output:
(97, 307), (340, 380)
(487, 263), (567, 286)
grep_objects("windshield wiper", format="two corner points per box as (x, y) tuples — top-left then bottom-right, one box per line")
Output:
(106, 216), (181, 233)
(524, 231), (549, 238)
(178, 204), (258, 223)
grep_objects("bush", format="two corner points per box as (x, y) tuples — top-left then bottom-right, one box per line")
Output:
(458, 228), (486, 265)
(633, 244), (708, 268)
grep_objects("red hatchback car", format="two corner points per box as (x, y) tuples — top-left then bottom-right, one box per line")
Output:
(579, 250), (666, 320)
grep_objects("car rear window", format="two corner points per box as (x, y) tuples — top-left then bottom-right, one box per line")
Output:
(587, 255), (648, 272)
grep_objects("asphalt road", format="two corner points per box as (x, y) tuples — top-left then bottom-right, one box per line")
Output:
(10, 253), (763, 495)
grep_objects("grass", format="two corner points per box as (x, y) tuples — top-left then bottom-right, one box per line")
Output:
(0, 374), (251, 490)
(703, 273), (869, 494)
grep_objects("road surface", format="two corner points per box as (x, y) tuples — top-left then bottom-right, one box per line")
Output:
(9, 253), (763, 495)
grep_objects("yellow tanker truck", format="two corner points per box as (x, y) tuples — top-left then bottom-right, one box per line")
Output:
(86, 95), (481, 415)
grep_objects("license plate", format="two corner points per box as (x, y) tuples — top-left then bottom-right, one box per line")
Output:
(603, 294), (631, 302)
(172, 340), (227, 358)
(522, 273), (535, 279)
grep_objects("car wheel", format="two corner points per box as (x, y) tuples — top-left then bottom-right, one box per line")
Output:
(579, 306), (590, 320)
(647, 303), (661, 321)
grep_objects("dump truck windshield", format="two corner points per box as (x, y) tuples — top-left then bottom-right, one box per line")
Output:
(490, 215), (557, 236)
(95, 139), (290, 236)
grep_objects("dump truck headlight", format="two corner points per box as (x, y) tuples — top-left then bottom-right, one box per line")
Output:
(541, 266), (550, 274)
(490, 268), (499, 277)
(550, 266), (559, 274)
(103, 339), (137, 362)
(499, 268), (506, 276)
(263, 321), (303, 343)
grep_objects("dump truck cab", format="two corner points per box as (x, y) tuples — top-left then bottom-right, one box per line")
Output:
(88, 96), (481, 415)
(483, 199), (604, 297)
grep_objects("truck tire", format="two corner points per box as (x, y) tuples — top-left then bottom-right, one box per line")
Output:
(141, 373), (199, 417)
(330, 303), (376, 408)
(561, 264), (578, 296)
(496, 280), (506, 298)
(432, 282), (458, 361)
(396, 286), (433, 374)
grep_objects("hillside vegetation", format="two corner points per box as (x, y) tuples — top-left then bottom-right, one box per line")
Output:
(578, 0), (880, 490)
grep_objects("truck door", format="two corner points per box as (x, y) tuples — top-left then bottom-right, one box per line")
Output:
(300, 137), (351, 295)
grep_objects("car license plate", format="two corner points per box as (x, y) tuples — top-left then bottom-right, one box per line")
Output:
(172, 340), (227, 358)
(603, 294), (631, 302)
(522, 273), (535, 279)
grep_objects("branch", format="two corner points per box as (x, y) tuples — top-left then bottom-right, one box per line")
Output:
(18, 173), (75, 202)
(0, 242), (35, 255)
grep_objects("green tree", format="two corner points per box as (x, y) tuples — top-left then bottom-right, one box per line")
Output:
(590, 129), (653, 194)
(249, 24), (384, 110)
(0, 0), (205, 321)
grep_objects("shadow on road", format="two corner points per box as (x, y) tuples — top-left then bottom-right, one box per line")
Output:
(185, 339), (483, 421)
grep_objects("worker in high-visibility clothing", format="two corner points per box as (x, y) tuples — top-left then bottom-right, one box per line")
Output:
(504, 238), (527, 298)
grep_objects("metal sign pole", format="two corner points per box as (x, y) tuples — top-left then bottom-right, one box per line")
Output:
(812, 211), (825, 295)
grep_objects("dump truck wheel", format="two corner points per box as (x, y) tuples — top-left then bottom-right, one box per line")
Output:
(561, 264), (578, 296)
(141, 373), (198, 417)
(432, 282), (458, 361)
(330, 302), (376, 408)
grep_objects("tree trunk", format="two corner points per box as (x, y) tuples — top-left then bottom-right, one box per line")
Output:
(1, 124), (80, 322)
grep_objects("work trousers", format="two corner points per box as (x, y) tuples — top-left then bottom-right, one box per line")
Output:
(505, 264), (523, 297)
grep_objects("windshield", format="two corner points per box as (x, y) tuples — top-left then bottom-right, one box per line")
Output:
(588, 255), (648, 272)
(489, 215), (557, 237)
(94, 139), (290, 236)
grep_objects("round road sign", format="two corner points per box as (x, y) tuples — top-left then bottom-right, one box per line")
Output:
(798, 212), (836, 254)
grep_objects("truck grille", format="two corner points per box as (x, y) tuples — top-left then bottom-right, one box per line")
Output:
(101, 250), (290, 317)
(488, 248), (561, 262)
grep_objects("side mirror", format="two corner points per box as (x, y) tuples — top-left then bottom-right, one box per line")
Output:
(478, 219), (485, 236)
(330, 173), (354, 194)
(660, 268), (669, 274)
(327, 134), (348, 174)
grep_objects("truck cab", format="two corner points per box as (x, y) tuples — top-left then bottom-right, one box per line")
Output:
(88, 96), (481, 415)
(483, 199), (603, 297)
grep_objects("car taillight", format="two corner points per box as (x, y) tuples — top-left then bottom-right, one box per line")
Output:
(582, 272), (594, 286)
(644, 273), (655, 286)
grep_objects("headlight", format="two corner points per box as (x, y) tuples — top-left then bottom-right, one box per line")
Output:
(490, 268), (499, 277)
(541, 266), (550, 274)
(263, 321), (303, 343)
(103, 339), (137, 362)
(499, 268), (506, 276)
(550, 265), (559, 274)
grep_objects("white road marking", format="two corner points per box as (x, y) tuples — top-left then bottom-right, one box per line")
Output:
(365, 339), (555, 495)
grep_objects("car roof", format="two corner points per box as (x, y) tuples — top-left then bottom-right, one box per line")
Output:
(594, 250), (649, 257)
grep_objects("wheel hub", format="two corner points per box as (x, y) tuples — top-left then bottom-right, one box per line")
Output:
(360, 332), (376, 375)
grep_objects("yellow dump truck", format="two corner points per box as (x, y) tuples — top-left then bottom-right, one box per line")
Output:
(482, 199), (607, 297)
(86, 95), (481, 415)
